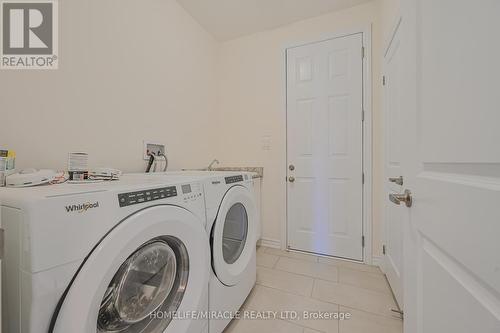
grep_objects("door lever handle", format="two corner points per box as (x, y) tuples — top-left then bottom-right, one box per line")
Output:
(388, 176), (404, 186)
(389, 190), (413, 207)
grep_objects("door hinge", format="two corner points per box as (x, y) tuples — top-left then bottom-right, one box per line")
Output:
(361, 109), (365, 122)
(361, 46), (365, 59)
(362, 172), (365, 184)
(391, 309), (404, 318)
(382, 244), (386, 255)
(382, 75), (386, 86)
(362, 236), (365, 247)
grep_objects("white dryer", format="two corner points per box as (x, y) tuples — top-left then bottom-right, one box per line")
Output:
(0, 175), (210, 333)
(160, 171), (258, 333)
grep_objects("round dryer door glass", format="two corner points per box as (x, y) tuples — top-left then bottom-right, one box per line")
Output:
(98, 237), (189, 332)
(222, 203), (248, 264)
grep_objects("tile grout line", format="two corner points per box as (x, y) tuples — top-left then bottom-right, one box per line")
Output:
(272, 255), (280, 269)
(251, 284), (342, 308)
(306, 284), (399, 320)
(262, 246), (383, 274)
(251, 284), (399, 331)
(262, 254), (391, 296)
(272, 251), (382, 275)
(271, 266), (339, 283)
(255, 279), (316, 298)
(341, 305), (404, 322)
(275, 317), (328, 333)
(310, 273), (396, 297)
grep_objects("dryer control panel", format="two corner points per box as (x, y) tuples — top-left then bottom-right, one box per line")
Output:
(118, 186), (177, 207)
(225, 175), (244, 184)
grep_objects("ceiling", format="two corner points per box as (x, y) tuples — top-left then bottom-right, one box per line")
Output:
(176, 0), (373, 41)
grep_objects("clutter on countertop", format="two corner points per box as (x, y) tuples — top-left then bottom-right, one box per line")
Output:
(88, 168), (122, 181)
(68, 152), (89, 181)
(0, 150), (122, 188)
(0, 149), (16, 187)
(5, 169), (62, 187)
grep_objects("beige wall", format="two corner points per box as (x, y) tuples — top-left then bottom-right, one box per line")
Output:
(215, 0), (386, 258)
(0, 0), (399, 261)
(381, 0), (401, 42)
(1, 0), (219, 172)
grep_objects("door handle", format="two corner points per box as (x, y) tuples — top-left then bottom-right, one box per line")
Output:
(389, 189), (412, 207)
(288, 176), (295, 183)
(388, 176), (404, 186)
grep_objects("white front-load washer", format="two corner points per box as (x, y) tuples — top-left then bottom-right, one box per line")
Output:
(0, 175), (210, 333)
(156, 171), (258, 333)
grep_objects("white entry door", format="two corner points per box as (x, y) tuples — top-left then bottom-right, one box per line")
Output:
(286, 33), (364, 261)
(382, 21), (404, 309)
(401, 0), (500, 332)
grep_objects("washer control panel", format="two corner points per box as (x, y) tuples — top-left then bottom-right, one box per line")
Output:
(182, 182), (203, 202)
(225, 175), (244, 184)
(118, 186), (177, 207)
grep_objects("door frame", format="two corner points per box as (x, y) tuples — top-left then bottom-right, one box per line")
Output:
(282, 25), (373, 264)
(380, 16), (403, 273)
(380, 16), (404, 306)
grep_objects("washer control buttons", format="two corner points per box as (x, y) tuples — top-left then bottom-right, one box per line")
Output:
(118, 186), (177, 207)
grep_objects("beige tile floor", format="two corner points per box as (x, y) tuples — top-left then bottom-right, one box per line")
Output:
(224, 246), (403, 333)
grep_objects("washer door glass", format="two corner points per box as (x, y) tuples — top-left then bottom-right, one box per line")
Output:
(97, 236), (189, 332)
(222, 203), (248, 264)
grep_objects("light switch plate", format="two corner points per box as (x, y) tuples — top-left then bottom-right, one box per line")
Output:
(261, 135), (272, 151)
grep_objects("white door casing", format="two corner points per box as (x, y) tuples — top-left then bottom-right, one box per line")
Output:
(401, 0), (500, 332)
(382, 19), (404, 309)
(212, 186), (257, 286)
(286, 33), (364, 261)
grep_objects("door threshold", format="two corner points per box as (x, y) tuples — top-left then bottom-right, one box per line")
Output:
(286, 247), (364, 264)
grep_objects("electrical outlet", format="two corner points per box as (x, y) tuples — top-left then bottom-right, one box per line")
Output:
(143, 141), (166, 160)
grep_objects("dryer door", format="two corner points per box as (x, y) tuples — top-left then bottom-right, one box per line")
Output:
(51, 205), (209, 333)
(212, 185), (257, 286)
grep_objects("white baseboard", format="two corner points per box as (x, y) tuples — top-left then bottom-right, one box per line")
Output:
(372, 255), (384, 269)
(257, 238), (281, 249)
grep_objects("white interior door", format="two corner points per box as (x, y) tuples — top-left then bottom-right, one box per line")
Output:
(401, 0), (500, 332)
(287, 33), (364, 261)
(382, 21), (404, 309)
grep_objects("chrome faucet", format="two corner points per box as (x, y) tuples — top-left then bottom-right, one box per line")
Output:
(207, 159), (220, 170)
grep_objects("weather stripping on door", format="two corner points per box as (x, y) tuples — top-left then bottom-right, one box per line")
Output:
(389, 189), (413, 207)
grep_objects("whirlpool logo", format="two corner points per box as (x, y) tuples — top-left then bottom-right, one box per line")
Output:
(65, 202), (99, 213)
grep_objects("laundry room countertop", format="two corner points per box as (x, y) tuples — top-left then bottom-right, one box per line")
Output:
(211, 167), (263, 179)
(180, 167), (264, 178)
